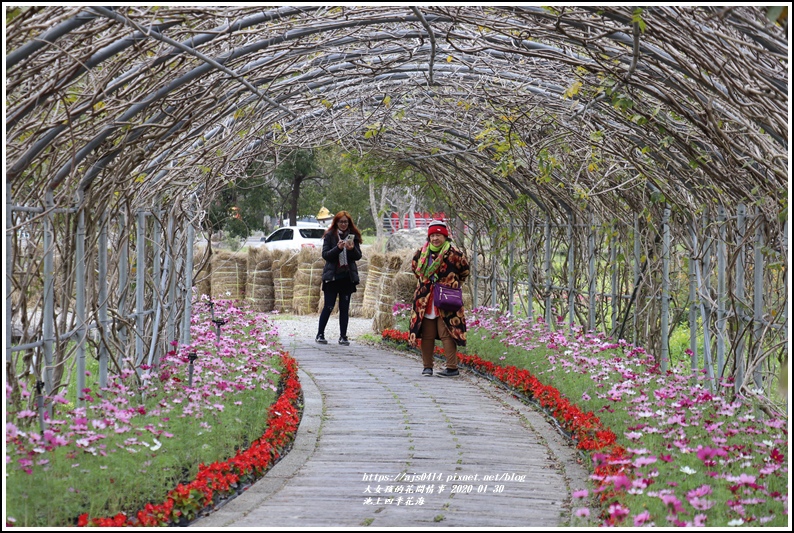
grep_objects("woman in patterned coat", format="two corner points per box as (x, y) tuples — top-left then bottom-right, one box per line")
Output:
(408, 220), (470, 377)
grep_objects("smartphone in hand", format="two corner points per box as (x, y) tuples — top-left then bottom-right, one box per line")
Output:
(345, 234), (355, 245)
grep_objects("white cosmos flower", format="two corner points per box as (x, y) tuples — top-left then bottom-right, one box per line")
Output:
(680, 466), (697, 475)
(150, 438), (162, 451)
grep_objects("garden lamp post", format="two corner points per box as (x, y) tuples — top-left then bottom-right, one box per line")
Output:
(36, 380), (46, 433)
(188, 351), (198, 387)
(212, 318), (227, 343)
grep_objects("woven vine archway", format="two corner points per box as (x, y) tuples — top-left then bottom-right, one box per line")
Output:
(5, 6), (788, 413)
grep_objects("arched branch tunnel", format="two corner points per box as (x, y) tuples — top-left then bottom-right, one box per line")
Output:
(5, 6), (788, 411)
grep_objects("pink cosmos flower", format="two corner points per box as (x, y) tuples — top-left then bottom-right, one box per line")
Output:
(695, 445), (727, 463)
(760, 463), (780, 475)
(572, 489), (588, 499)
(688, 497), (715, 511)
(608, 503), (630, 523)
(634, 510), (653, 526)
(660, 494), (685, 514)
(633, 456), (657, 468)
(686, 485), (713, 499)
(575, 508), (590, 518)
(725, 473), (757, 485)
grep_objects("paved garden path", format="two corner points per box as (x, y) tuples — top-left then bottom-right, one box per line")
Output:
(192, 328), (590, 528)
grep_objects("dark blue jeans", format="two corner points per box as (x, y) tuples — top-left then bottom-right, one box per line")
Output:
(318, 282), (352, 338)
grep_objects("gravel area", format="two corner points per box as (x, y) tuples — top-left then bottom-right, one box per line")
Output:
(270, 313), (377, 344)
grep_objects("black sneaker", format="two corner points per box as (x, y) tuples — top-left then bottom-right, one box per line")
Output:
(436, 368), (459, 377)
(339, 336), (350, 346)
(422, 368), (433, 377)
(315, 334), (328, 344)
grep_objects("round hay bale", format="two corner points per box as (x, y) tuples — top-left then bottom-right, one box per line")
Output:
(393, 253), (417, 306)
(292, 247), (324, 315)
(462, 281), (473, 310)
(385, 227), (427, 252)
(210, 250), (247, 300)
(348, 257), (368, 317)
(246, 246), (274, 312)
(361, 253), (385, 319)
(272, 249), (299, 313)
(193, 245), (212, 298)
(371, 253), (403, 333)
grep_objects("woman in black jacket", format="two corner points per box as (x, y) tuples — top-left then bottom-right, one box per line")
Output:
(316, 211), (362, 345)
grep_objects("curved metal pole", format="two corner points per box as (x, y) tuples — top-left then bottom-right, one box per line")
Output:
(734, 204), (746, 394)
(98, 213), (109, 389)
(8, 6), (316, 129)
(661, 207), (670, 373)
(7, 20), (181, 130)
(5, 8), (101, 68)
(42, 191), (55, 416)
(181, 207), (196, 347)
(90, 7), (294, 118)
(566, 207), (575, 332)
(75, 197), (87, 405)
(6, 183), (15, 380)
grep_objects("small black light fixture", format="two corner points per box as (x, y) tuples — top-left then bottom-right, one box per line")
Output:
(188, 351), (198, 387)
(208, 299), (215, 320)
(211, 318), (227, 342)
(36, 380), (46, 433)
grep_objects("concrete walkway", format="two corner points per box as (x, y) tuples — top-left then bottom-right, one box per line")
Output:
(192, 336), (590, 528)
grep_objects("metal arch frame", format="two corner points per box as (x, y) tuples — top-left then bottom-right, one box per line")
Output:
(7, 7), (785, 205)
(4, 7), (786, 414)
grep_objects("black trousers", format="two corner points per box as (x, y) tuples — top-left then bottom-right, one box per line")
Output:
(318, 279), (353, 337)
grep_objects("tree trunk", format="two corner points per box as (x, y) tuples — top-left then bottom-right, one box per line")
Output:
(368, 176), (385, 240)
(288, 175), (305, 226)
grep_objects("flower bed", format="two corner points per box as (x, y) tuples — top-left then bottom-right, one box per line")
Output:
(382, 312), (788, 527)
(6, 299), (302, 527)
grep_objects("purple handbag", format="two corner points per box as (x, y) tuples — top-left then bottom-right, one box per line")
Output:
(433, 283), (464, 312)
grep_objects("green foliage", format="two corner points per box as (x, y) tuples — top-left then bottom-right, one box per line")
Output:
(631, 8), (647, 33)
(766, 5), (787, 26)
(6, 6), (26, 23)
(474, 114), (527, 177)
(535, 147), (559, 184)
(206, 165), (275, 238)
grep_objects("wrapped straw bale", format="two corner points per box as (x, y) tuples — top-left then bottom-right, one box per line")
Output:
(393, 254), (418, 306)
(292, 247), (324, 315)
(360, 253), (385, 319)
(246, 246), (274, 312)
(210, 251), (247, 300)
(348, 256), (368, 317)
(272, 249), (299, 313)
(372, 253), (403, 333)
(193, 245), (212, 298)
(462, 280), (474, 311)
